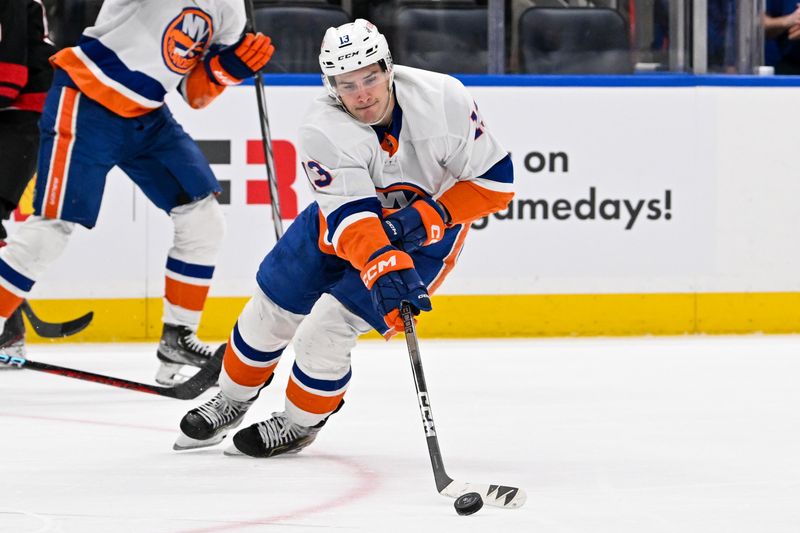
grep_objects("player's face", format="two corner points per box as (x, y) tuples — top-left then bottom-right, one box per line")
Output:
(335, 64), (392, 125)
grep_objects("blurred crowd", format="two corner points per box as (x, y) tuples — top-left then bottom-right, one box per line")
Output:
(34, 0), (787, 75)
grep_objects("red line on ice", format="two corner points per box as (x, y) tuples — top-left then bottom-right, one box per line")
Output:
(0, 411), (381, 529)
(172, 453), (381, 533)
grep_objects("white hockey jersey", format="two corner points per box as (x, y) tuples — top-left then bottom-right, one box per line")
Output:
(50, 0), (245, 117)
(299, 65), (514, 269)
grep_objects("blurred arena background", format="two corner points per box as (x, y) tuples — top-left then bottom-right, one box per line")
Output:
(11, 0), (796, 343)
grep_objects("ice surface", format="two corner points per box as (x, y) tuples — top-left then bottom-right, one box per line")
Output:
(2, 336), (800, 532)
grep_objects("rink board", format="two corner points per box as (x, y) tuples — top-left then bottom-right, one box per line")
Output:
(9, 76), (800, 340)
(23, 291), (800, 342)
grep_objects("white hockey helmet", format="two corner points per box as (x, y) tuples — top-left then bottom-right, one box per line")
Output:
(319, 19), (394, 101)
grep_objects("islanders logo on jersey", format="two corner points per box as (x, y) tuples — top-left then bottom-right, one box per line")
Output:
(162, 8), (214, 75)
(376, 183), (430, 210)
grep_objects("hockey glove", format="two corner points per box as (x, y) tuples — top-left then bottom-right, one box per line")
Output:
(382, 197), (447, 253)
(361, 246), (432, 331)
(205, 32), (274, 85)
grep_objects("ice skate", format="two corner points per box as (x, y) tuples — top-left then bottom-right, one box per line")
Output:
(155, 323), (215, 385)
(225, 411), (322, 458)
(174, 391), (255, 450)
(0, 306), (26, 361)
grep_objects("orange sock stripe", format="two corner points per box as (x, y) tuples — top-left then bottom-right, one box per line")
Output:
(164, 277), (210, 312)
(0, 285), (23, 319)
(223, 343), (278, 387)
(44, 87), (78, 219)
(286, 379), (347, 415)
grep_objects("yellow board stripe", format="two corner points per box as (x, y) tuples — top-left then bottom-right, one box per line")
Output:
(21, 292), (800, 344)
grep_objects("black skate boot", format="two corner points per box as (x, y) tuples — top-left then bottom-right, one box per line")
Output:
(155, 323), (215, 385)
(227, 401), (343, 458)
(174, 375), (272, 450)
(174, 391), (256, 450)
(0, 306), (26, 360)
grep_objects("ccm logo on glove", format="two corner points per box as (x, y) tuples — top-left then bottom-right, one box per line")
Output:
(361, 250), (414, 289)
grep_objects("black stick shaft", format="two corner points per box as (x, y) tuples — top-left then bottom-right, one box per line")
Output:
(401, 303), (454, 493)
(0, 350), (221, 400)
(244, 0), (284, 241)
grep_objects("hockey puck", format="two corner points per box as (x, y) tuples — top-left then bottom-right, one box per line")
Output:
(454, 492), (483, 516)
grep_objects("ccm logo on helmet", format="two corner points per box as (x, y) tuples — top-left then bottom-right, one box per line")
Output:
(361, 255), (397, 285)
(338, 51), (360, 60)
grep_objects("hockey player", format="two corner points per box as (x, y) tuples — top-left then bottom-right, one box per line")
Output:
(0, 0), (56, 353)
(0, 0), (274, 384)
(175, 19), (514, 457)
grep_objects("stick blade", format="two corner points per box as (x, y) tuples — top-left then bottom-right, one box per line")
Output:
(441, 480), (527, 509)
(21, 301), (94, 338)
(166, 343), (224, 400)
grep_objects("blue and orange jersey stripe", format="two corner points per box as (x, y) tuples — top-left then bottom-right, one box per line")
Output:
(324, 198), (390, 270)
(437, 154), (514, 225)
(51, 38), (166, 117)
(438, 180), (514, 226)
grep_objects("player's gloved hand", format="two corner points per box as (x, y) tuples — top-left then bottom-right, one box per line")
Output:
(361, 246), (432, 330)
(382, 197), (447, 253)
(206, 32), (275, 85)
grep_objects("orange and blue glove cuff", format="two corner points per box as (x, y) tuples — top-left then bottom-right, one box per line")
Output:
(204, 33), (274, 86)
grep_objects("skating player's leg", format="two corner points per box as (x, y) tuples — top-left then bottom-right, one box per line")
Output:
(0, 77), (129, 354)
(229, 293), (371, 457)
(155, 195), (226, 385)
(116, 105), (226, 385)
(174, 288), (304, 450)
(0, 217), (75, 355)
(174, 203), (352, 450)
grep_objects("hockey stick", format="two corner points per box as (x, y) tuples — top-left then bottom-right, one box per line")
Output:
(20, 300), (93, 338)
(243, 0), (284, 242)
(0, 343), (224, 400)
(400, 303), (527, 509)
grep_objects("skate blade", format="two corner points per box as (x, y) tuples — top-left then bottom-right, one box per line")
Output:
(223, 444), (245, 456)
(173, 431), (227, 451)
(222, 443), (308, 458)
(155, 362), (197, 386)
